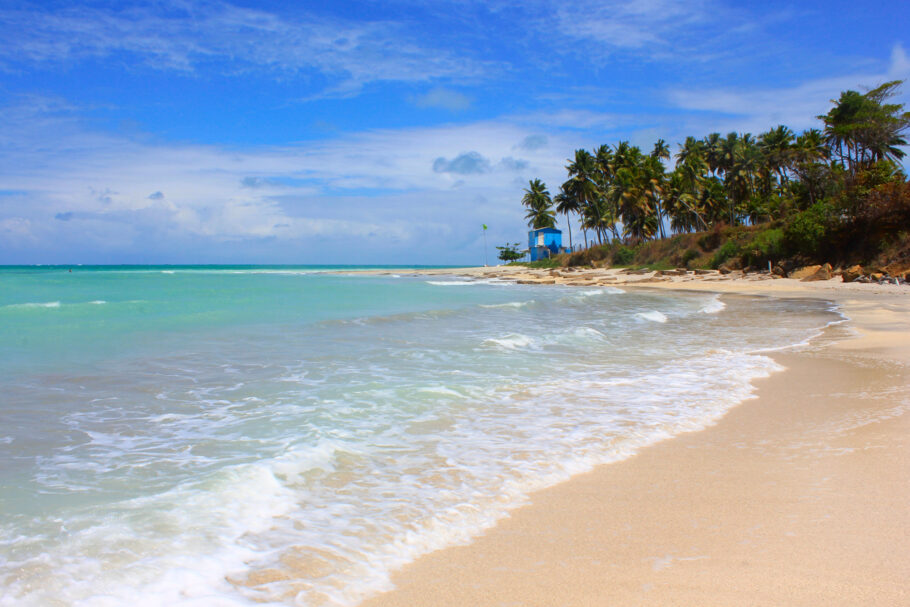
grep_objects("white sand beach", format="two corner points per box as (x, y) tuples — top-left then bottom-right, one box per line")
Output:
(359, 267), (909, 606)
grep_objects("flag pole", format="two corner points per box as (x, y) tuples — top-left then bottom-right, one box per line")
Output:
(482, 224), (488, 267)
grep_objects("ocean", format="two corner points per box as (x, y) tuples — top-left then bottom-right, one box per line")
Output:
(0, 266), (842, 606)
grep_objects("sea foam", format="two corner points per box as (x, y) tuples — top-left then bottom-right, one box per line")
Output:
(3, 301), (61, 309)
(699, 294), (726, 314)
(636, 310), (668, 323)
(0, 270), (841, 607)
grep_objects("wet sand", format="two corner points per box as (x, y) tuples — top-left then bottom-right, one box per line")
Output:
(358, 268), (909, 606)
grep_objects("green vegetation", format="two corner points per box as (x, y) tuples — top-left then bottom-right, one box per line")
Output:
(612, 245), (635, 265)
(711, 240), (740, 268)
(518, 80), (910, 275)
(510, 257), (562, 269)
(496, 242), (524, 262)
(521, 179), (555, 229)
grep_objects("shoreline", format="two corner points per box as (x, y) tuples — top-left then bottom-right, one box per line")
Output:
(358, 267), (909, 606)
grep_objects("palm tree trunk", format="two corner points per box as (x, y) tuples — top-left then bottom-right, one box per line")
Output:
(564, 212), (573, 250)
(656, 201), (666, 239)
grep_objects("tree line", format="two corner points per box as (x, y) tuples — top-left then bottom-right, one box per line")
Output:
(521, 81), (910, 252)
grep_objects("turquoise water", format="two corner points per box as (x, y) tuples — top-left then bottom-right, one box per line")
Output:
(0, 266), (841, 606)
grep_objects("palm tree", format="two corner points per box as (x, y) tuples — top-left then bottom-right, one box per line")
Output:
(817, 81), (910, 173)
(522, 179), (555, 229)
(651, 138), (670, 162)
(758, 125), (795, 189)
(665, 169), (707, 233)
(565, 149), (601, 243)
(553, 186), (577, 250)
(702, 132), (722, 176)
(819, 88), (879, 172)
(609, 144), (661, 242)
(859, 80), (910, 166)
(790, 129), (829, 206)
(648, 140), (670, 238)
(593, 144), (620, 240)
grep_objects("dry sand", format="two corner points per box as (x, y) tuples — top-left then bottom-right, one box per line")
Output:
(356, 266), (909, 606)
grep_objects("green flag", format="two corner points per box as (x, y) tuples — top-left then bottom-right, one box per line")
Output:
(482, 224), (488, 230)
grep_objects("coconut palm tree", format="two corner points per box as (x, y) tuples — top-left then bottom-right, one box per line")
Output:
(790, 129), (831, 207)
(565, 149), (601, 243)
(553, 185), (577, 250)
(648, 141), (670, 238)
(859, 80), (910, 166)
(759, 125), (795, 189)
(521, 179), (555, 229)
(702, 132), (722, 176)
(664, 169), (707, 233)
(592, 144), (621, 240)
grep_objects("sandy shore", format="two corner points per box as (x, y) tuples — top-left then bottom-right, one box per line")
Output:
(358, 266), (909, 606)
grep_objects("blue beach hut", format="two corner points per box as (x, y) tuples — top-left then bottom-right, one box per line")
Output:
(528, 227), (565, 261)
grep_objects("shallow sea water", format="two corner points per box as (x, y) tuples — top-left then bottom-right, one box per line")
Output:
(0, 266), (842, 606)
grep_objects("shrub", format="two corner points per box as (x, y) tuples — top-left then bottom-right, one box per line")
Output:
(612, 246), (635, 265)
(784, 201), (834, 257)
(711, 240), (740, 268)
(741, 228), (785, 267)
(524, 257), (561, 269)
(681, 248), (700, 267)
(566, 244), (611, 267)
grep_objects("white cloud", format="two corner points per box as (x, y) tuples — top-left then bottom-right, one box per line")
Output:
(0, 2), (488, 96)
(0, 97), (581, 262)
(667, 43), (910, 134)
(553, 0), (721, 57)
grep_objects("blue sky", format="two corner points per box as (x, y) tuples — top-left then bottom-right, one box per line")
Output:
(1, 0), (908, 265)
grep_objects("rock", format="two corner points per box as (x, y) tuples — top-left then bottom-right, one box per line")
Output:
(694, 269), (717, 275)
(801, 263), (833, 282)
(789, 265), (821, 280)
(870, 272), (884, 281)
(842, 265), (864, 283)
(658, 269), (686, 276)
(718, 265), (732, 275)
(780, 259), (799, 274)
(771, 265), (786, 277)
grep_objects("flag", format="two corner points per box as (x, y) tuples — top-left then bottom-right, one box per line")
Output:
(482, 224), (488, 230)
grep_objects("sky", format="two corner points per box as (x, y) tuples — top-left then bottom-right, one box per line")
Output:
(1, 0), (908, 265)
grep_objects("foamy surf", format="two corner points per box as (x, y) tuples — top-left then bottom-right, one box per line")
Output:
(480, 300), (534, 309)
(636, 310), (668, 323)
(2, 301), (61, 310)
(0, 267), (843, 607)
(580, 287), (625, 296)
(483, 333), (536, 350)
(699, 294), (726, 314)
